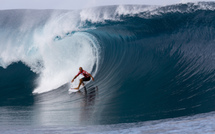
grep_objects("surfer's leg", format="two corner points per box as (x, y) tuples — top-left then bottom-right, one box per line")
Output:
(75, 79), (83, 89)
(75, 77), (90, 89)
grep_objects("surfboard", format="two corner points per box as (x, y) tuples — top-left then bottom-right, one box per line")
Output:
(69, 88), (79, 93)
(69, 81), (84, 94)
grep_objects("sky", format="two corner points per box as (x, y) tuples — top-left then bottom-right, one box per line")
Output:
(0, 0), (214, 10)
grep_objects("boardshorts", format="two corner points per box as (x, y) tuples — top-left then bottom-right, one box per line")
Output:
(82, 77), (91, 81)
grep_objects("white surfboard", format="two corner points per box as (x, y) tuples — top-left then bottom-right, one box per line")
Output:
(69, 80), (84, 93)
(68, 88), (80, 93)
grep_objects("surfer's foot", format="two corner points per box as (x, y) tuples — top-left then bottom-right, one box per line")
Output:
(74, 87), (79, 90)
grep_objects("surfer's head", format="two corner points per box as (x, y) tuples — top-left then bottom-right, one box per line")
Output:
(79, 67), (83, 72)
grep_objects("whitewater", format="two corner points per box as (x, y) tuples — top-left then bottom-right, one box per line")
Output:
(1, 2), (215, 133)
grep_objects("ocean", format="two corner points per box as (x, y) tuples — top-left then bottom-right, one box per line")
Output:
(1, 2), (215, 133)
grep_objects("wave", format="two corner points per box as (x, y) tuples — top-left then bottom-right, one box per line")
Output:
(1, 2), (215, 124)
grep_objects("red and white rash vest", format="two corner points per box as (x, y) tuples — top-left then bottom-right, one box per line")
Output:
(76, 70), (90, 78)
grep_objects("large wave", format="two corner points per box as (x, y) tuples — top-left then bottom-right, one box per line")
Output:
(1, 2), (215, 124)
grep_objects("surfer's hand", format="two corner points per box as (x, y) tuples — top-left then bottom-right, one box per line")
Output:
(71, 79), (74, 83)
(92, 77), (94, 81)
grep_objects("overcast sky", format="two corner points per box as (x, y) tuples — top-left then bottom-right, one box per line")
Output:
(0, 0), (214, 10)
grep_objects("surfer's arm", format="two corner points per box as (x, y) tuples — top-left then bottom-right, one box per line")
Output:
(88, 73), (94, 81)
(72, 72), (80, 82)
(71, 76), (77, 82)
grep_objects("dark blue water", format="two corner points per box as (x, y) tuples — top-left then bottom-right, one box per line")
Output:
(1, 2), (215, 133)
(0, 62), (36, 106)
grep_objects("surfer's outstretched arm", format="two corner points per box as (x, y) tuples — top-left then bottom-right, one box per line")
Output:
(71, 75), (78, 83)
(72, 71), (82, 83)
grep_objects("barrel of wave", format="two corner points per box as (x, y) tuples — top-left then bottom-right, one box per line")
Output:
(33, 32), (99, 94)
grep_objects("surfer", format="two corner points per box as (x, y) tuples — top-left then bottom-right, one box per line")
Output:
(71, 67), (94, 90)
